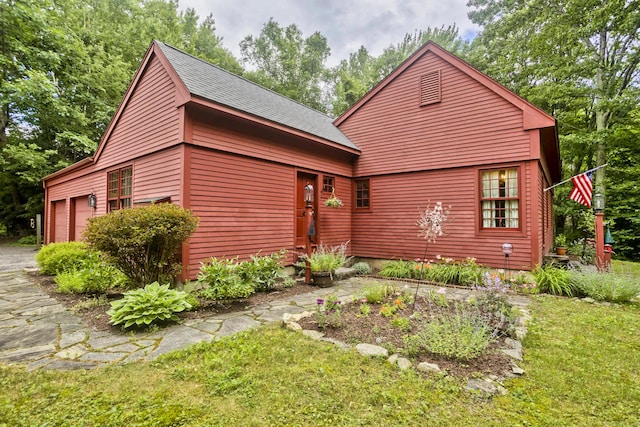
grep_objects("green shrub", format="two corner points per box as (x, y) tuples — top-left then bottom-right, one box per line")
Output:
(424, 258), (486, 286)
(532, 264), (577, 296)
(362, 282), (396, 304)
(197, 257), (255, 300)
(306, 242), (350, 273)
(54, 270), (87, 294)
(571, 271), (640, 303)
(404, 311), (493, 361)
(236, 250), (287, 292)
(36, 242), (90, 275)
(17, 235), (38, 245)
(54, 252), (129, 294)
(351, 261), (372, 275)
(378, 260), (416, 279)
(83, 203), (199, 285)
(107, 282), (192, 329)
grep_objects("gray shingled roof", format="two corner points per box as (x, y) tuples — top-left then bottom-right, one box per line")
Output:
(156, 41), (359, 151)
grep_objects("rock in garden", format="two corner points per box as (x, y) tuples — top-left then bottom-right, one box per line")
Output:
(302, 330), (325, 340)
(285, 321), (302, 331)
(356, 343), (388, 357)
(417, 362), (442, 373)
(466, 378), (507, 396)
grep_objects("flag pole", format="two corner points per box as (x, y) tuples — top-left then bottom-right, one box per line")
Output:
(543, 164), (607, 192)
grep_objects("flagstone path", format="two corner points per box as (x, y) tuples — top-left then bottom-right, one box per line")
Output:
(0, 246), (532, 371)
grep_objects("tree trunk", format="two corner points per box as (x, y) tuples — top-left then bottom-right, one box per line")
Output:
(594, 31), (608, 198)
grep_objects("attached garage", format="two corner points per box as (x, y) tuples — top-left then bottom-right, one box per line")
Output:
(71, 196), (93, 241)
(52, 200), (67, 243)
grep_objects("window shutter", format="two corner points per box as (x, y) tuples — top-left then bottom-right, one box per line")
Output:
(420, 70), (441, 105)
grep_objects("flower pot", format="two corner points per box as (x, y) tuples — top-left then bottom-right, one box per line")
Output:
(555, 247), (567, 256)
(312, 272), (334, 287)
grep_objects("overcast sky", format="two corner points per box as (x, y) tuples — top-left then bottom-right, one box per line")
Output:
(179, 0), (479, 66)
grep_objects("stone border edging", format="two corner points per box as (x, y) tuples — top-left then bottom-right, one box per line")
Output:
(282, 304), (530, 398)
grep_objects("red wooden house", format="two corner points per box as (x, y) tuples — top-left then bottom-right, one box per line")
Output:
(43, 40), (560, 277)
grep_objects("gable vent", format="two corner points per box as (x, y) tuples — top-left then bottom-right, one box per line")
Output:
(420, 70), (441, 106)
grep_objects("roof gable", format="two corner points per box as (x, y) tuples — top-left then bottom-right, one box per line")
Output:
(154, 41), (358, 151)
(334, 41), (556, 131)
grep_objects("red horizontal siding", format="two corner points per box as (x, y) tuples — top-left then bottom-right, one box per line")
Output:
(133, 146), (182, 205)
(317, 175), (352, 247)
(98, 55), (181, 168)
(339, 52), (532, 177)
(189, 108), (354, 177)
(351, 165), (536, 270)
(186, 148), (296, 277)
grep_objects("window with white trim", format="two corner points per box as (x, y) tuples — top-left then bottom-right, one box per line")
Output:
(481, 168), (519, 228)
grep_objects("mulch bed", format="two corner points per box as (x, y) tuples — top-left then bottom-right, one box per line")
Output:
(297, 294), (515, 379)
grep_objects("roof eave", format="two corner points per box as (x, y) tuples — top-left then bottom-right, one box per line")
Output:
(187, 96), (360, 155)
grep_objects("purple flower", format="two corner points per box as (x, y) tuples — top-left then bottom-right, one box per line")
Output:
(316, 298), (324, 305)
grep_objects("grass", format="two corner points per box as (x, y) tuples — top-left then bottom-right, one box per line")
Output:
(2, 293), (639, 426)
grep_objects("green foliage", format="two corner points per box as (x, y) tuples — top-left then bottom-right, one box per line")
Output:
(83, 203), (199, 285)
(197, 251), (288, 300)
(236, 250), (287, 292)
(197, 257), (255, 300)
(567, 238), (596, 263)
(571, 271), (640, 303)
(0, 0), (241, 235)
(107, 282), (191, 329)
(305, 242), (349, 273)
(240, 18), (331, 112)
(378, 259), (417, 279)
(351, 261), (372, 275)
(16, 235), (37, 245)
(54, 252), (128, 294)
(424, 258), (486, 286)
(35, 242), (89, 275)
(315, 295), (343, 329)
(532, 265), (577, 297)
(405, 311), (493, 361)
(362, 282), (397, 304)
(2, 295), (640, 425)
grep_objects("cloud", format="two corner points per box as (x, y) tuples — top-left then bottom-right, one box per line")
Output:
(180, 0), (479, 66)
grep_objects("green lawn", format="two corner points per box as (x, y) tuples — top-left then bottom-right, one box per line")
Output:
(2, 292), (639, 426)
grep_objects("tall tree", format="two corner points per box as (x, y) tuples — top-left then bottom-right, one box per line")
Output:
(468, 0), (640, 195)
(240, 18), (331, 112)
(468, 0), (640, 258)
(0, 0), (241, 235)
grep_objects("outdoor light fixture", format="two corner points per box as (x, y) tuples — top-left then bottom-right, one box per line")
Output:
(304, 183), (314, 206)
(501, 243), (513, 256)
(88, 193), (97, 209)
(502, 243), (513, 274)
(593, 191), (605, 213)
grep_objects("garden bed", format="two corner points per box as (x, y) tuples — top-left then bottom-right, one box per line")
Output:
(32, 273), (317, 331)
(297, 284), (518, 379)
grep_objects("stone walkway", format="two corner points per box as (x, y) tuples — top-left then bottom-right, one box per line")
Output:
(0, 267), (532, 371)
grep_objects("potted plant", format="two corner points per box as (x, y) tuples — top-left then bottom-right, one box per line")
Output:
(324, 188), (343, 208)
(554, 234), (568, 255)
(303, 242), (350, 287)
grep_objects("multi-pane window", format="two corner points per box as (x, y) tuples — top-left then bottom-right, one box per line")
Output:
(481, 168), (518, 228)
(323, 176), (335, 193)
(355, 179), (370, 209)
(107, 167), (132, 212)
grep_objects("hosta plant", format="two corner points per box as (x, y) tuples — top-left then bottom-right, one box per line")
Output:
(108, 282), (192, 329)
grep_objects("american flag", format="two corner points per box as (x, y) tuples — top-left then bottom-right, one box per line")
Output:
(569, 171), (593, 207)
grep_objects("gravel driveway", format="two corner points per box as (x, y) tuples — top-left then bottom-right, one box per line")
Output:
(0, 245), (39, 272)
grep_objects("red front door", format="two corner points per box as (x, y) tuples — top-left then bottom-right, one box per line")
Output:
(296, 172), (317, 248)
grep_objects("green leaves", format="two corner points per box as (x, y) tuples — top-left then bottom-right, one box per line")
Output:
(83, 203), (199, 285)
(108, 282), (192, 328)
